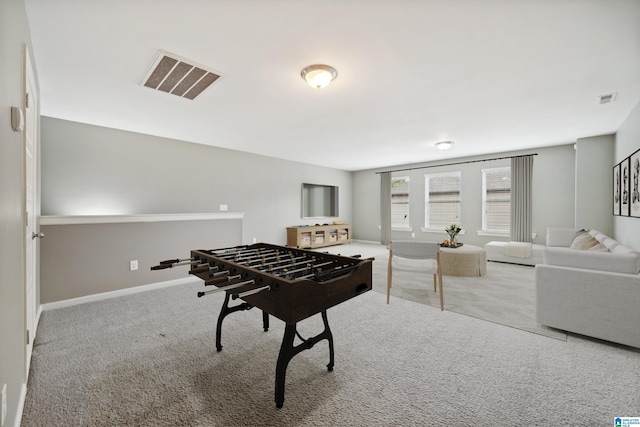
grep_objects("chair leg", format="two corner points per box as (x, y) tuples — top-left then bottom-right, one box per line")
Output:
(386, 252), (393, 304)
(438, 270), (444, 311)
(437, 254), (444, 311)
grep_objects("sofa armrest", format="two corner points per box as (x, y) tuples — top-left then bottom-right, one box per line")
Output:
(535, 264), (640, 348)
(543, 247), (640, 274)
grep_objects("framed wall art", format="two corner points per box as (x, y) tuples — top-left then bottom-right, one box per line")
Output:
(630, 148), (640, 218)
(621, 157), (631, 217)
(613, 163), (621, 216)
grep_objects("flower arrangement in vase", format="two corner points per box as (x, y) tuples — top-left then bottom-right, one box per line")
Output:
(443, 224), (462, 247)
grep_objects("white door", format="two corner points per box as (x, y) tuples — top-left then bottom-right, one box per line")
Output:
(24, 46), (39, 373)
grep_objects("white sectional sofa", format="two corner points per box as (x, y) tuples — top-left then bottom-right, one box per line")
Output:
(535, 227), (640, 348)
(485, 241), (544, 266)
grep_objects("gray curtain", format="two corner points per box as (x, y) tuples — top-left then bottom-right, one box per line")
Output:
(510, 155), (534, 242)
(380, 172), (391, 245)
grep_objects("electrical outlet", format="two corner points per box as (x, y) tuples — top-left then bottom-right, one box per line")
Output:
(2, 383), (6, 427)
(411, 233), (415, 238)
(252, 237), (257, 244)
(129, 260), (138, 271)
(219, 204), (228, 211)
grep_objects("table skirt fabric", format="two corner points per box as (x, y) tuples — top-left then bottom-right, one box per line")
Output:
(439, 245), (487, 277)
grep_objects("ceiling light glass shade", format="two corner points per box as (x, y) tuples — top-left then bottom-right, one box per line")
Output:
(301, 64), (337, 89)
(435, 141), (454, 150)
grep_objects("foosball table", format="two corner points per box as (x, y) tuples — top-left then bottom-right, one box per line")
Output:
(152, 242), (373, 408)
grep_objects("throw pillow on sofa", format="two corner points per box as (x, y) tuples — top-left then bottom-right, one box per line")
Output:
(570, 231), (599, 250)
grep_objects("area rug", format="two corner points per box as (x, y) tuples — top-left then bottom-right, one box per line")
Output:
(371, 254), (567, 340)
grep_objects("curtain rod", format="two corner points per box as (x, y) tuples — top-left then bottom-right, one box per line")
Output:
(375, 153), (538, 174)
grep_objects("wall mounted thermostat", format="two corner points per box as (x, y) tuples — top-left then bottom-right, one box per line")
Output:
(11, 106), (24, 132)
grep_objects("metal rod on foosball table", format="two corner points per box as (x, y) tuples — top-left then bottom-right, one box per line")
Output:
(197, 278), (255, 297)
(249, 255), (310, 271)
(233, 285), (270, 299)
(159, 257), (193, 265)
(273, 260), (335, 277)
(151, 260), (206, 270)
(213, 247), (276, 259)
(293, 262), (358, 280)
(265, 257), (324, 273)
(189, 265), (219, 274)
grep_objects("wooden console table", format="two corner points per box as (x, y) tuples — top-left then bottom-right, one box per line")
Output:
(286, 224), (351, 249)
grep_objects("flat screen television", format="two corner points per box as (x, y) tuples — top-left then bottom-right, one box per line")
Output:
(302, 183), (339, 218)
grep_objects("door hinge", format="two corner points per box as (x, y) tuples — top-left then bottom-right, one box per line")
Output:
(26, 93), (30, 109)
(27, 329), (30, 345)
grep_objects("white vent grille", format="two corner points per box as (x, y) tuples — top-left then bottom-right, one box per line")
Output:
(142, 51), (221, 100)
(597, 93), (617, 105)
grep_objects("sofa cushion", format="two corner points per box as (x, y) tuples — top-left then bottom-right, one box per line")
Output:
(544, 247), (640, 275)
(570, 232), (599, 250)
(603, 238), (621, 251)
(587, 243), (609, 252)
(546, 227), (580, 247)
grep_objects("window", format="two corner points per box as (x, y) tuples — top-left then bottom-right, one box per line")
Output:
(425, 172), (461, 229)
(482, 167), (511, 232)
(391, 176), (410, 228)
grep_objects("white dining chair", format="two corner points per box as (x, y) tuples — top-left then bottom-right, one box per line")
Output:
(387, 240), (444, 310)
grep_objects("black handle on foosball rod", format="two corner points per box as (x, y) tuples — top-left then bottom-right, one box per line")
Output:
(160, 259), (180, 265)
(197, 291), (206, 298)
(151, 264), (172, 270)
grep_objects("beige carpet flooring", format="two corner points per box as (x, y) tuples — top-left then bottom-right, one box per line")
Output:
(22, 277), (639, 426)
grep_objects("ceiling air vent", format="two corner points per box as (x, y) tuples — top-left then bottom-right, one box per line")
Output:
(142, 51), (222, 100)
(597, 93), (617, 106)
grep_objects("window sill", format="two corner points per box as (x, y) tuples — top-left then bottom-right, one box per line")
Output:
(392, 227), (413, 232)
(420, 228), (467, 235)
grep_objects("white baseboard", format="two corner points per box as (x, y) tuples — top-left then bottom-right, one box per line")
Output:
(15, 383), (26, 427)
(351, 239), (384, 245)
(41, 277), (200, 311)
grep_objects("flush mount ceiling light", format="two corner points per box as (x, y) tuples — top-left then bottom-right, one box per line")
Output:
(435, 141), (454, 150)
(301, 64), (337, 89)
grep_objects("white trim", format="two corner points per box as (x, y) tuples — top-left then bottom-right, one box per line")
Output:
(392, 227), (413, 232)
(477, 230), (510, 237)
(477, 231), (537, 239)
(352, 239), (383, 245)
(41, 277), (200, 311)
(15, 383), (26, 427)
(40, 212), (244, 226)
(420, 228), (467, 235)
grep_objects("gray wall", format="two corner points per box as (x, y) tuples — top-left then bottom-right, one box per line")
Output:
(0, 0), (34, 425)
(575, 134), (615, 235)
(40, 218), (242, 303)
(352, 145), (577, 247)
(615, 103), (640, 251)
(41, 117), (353, 245)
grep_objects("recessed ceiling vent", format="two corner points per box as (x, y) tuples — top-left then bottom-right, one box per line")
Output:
(142, 51), (222, 100)
(597, 93), (617, 106)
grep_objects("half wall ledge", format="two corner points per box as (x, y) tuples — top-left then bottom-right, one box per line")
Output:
(40, 212), (244, 225)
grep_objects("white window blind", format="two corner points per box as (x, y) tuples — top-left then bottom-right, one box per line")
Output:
(482, 167), (511, 232)
(425, 172), (461, 229)
(391, 176), (410, 228)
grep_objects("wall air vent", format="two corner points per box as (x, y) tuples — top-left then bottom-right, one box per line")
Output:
(142, 51), (222, 100)
(597, 93), (617, 106)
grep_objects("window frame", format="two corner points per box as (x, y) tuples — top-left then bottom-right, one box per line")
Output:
(481, 166), (511, 233)
(423, 171), (462, 231)
(391, 175), (411, 230)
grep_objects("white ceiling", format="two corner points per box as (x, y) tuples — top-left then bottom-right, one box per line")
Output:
(24, 0), (640, 171)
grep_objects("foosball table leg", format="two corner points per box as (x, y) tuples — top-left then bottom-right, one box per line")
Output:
(215, 292), (255, 352)
(274, 310), (335, 408)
